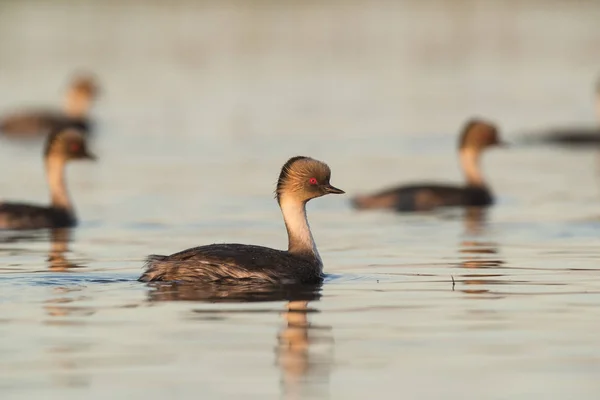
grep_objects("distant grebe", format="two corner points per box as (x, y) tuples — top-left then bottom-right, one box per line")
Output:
(521, 78), (600, 146)
(0, 73), (99, 137)
(352, 119), (506, 212)
(139, 156), (345, 284)
(0, 126), (96, 229)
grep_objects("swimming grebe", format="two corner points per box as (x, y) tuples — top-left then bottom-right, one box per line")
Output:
(521, 77), (600, 146)
(352, 119), (506, 212)
(139, 156), (345, 284)
(0, 126), (95, 229)
(0, 74), (99, 136)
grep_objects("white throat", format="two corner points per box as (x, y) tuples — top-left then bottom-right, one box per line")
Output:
(64, 91), (92, 117)
(46, 156), (72, 210)
(279, 196), (321, 263)
(459, 148), (485, 186)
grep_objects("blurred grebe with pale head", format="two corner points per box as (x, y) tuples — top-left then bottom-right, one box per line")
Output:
(0, 126), (96, 229)
(352, 119), (506, 212)
(0, 73), (99, 137)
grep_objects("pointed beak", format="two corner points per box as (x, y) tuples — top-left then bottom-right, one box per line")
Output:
(84, 151), (97, 161)
(496, 141), (510, 148)
(324, 184), (345, 194)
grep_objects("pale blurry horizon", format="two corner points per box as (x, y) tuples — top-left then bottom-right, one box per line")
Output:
(0, 0), (599, 138)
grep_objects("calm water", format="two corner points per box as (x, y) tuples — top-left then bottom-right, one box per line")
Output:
(1, 1), (600, 399)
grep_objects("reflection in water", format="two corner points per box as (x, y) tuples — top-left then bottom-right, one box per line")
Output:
(0, 231), (46, 244)
(48, 228), (82, 271)
(44, 229), (93, 317)
(0, 228), (81, 270)
(276, 301), (333, 400)
(0, 230), (49, 267)
(147, 281), (323, 303)
(40, 229), (93, 388)
(0, 228), (91, 317)
(462, 207), (487, 236)
(458, 208), (505, 294)
(148, 283), (332, 399)
(44, 286), (94, 319)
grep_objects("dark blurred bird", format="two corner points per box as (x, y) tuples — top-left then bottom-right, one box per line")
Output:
(521, 78), (600, 147)
(0, 73), (99, 137)
(351, 118), (506, 212)
(0, 126), (96, 229)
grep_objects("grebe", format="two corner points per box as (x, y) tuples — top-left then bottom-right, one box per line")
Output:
(0, 126), (95, 229)
(352, 119), (506, 212)
(139, 156), (344, 284)
(0, 74), (99, 137)
(522, 77), (600, 146)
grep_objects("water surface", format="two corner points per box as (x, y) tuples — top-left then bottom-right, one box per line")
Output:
(1, 1), (600, 399)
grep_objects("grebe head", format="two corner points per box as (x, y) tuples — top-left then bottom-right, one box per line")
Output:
(44, 127), (96, 162)
(458, 119), (506, 152)
(69, 73), (100, 100)
(276, 156), (344, 204)
(63, 73), (100, 118)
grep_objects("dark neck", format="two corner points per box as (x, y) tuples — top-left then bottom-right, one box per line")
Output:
(279, 196), (322, 264)
(46, 156), (73, 211)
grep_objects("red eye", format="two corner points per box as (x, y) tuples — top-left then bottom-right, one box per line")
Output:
(70, 143), (81, 152)
(309, 177), (318, 185)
